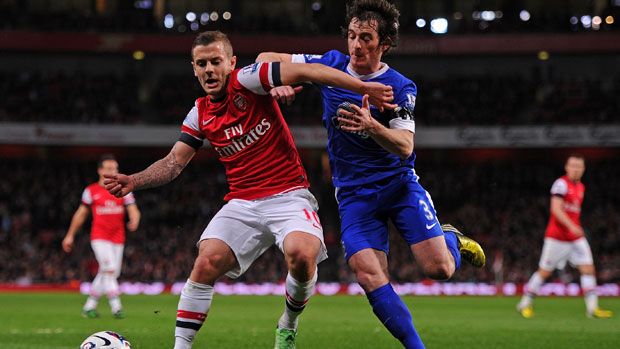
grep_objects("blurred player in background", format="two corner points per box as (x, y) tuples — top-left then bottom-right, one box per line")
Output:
(62, 154), (141, 319)
(256, 1), (485, 348)
(517, 154), (613, 319)
(103, 31), (394, 349)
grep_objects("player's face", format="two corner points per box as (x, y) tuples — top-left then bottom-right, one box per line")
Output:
(98, 160), (119, 179)
(565, 157), (585, 181)
(191, 42), (237, 99)
(347, 18), (389, 75)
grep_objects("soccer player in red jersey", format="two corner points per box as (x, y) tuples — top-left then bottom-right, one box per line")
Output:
(62, 154), (141, 319)
(517, 154), (613, 319)
(103, 31), (395, 349)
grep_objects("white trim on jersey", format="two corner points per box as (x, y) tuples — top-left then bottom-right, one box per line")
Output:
(82, 188), (92, 205)
(389, 118), (416, 133)
(123, 192), (136, 206)
(346, 63), (390, 81)
(237, 62), (274, 95)
(291, 54), (307, 63)
(550, 178), (568, 196)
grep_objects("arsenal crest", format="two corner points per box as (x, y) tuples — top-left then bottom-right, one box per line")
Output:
(233, 94), (248, 111)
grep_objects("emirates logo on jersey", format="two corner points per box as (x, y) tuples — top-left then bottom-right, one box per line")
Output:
(214, 118), (272, 158)
(233, 94), (248, 111)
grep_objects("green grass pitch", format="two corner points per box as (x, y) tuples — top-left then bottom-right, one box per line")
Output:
(1, 293), (618, 348)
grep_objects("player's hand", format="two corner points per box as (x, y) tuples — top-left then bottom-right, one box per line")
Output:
(127, 220), (139, 232)
(569, 225), (585, 237)
(337, 94), (378, 133)
(362, 81), (397, 111)
(103, 173), (134, 198)
(270, 85), (303, 106)
(62, 235), (74, 253)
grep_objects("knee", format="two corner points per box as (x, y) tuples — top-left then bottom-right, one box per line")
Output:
(355, 270), (387, 292)
(286, 246), (318, 277)
(192, 254), (230, 283)
(422, 258), (455, 281)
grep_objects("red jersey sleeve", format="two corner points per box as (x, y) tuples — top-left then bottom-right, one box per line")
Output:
(236, 62), (282, 95)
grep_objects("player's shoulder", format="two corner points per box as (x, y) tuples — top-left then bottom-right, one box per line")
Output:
(85, 183), (99, 191)
(385, 67), (416, 91)
(318, 50), (349, 69)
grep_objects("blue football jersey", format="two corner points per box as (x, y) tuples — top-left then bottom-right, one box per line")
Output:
(293, 50), (418, 187)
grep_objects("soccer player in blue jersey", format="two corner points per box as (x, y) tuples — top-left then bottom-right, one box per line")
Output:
(257, 1), (486, 348)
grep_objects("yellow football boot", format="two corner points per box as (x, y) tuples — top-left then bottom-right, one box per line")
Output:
(441, 224), (486, 268)
(517, 305), (535, 319)
(587, 308), (613, 319)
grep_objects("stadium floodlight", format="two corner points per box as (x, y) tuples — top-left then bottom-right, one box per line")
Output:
(312, 2), (322, 11)
(495, 11), (503, 19)
(416, 18), (426, 28)
(519, 10), (530, 22)
(210, 12), (219, 21)
(581, 15), (592, 28)
(223, 11), (232, 20)
(186, 12), (196, 22)
(190, 22), (199, 31)
(481, 11), (495, 21)
(200, 12), (209, 24)
(164, 14), (174, 29)
(430, 18), (448, 34)
(570, 16), (578, 25)
(606, 16), (614, 25)
(453, 12), (463, 20)
(592, 16), (602, 30)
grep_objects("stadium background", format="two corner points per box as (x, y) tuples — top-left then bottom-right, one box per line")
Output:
(0, 1), (619, 347)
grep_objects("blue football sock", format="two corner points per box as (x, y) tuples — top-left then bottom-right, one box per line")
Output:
(443, 231), (461, 270)
(366, 283), (425, 349)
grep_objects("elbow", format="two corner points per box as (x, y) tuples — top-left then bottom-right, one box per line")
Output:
(399, 140), (414, 159)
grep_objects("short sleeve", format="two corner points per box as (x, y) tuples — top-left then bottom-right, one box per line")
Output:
(123, 192), (136, 206)
(291, 50), (346, 69)
(180, 103), (205, 149)
(389, 82), (417, 133)
(236, 62), (282, 95)
(81, 188), (92, 205)
(550, 178), (568, 197)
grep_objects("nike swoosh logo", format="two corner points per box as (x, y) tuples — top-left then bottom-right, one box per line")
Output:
(426, 222), (437, 230)
(202, 116), (216, 125)
(93, 335), (111, 346)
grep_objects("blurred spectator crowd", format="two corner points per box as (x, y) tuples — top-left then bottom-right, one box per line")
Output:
(0, 0), (618, 35)
(2, 71), (619, 125)
(1, 154), (618, 285)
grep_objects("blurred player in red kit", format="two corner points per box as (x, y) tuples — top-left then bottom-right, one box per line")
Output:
(62, 154), (141, 319)
(517, 154), (613, 319)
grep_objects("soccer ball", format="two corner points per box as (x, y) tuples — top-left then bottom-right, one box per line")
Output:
(80, 331), (131, 349)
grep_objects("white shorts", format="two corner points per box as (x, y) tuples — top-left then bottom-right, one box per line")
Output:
(199, 189), (327, 278)
(538, 237), (594, 271)
(91, 239), (124, 277)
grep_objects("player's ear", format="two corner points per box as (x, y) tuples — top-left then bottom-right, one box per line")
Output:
(230, 55), (237, 70)
(191, 61), (198, 77)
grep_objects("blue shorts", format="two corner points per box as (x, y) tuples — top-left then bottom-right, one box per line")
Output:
(336, 170), (443, 260)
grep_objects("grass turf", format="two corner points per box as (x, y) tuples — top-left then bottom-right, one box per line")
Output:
(0, 293), (618, 348)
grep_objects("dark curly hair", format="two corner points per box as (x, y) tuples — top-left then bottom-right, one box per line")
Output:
(342, 0), (400, 52)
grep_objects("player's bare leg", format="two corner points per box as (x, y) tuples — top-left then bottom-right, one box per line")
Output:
(275, 231), (322, 349)
(410, 235), (456, 280)
(578, 264), (613, 318)
(349, 249), (424, 349)
(440, 224), (486, 268)
(517, 268), (552, 318)
(174, 239), (238, 349)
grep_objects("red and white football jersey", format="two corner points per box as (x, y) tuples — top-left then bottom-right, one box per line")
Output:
(180, 62), (309, 201)
(544, 175), (585, 242)
(82, 183), (136, 244)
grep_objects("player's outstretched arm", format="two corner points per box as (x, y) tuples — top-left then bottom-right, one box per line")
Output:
(255, 52), (292, 63)
(338, 94), (414, 159)
(104, 141), (196, 198)
(279, 62), (397, 111)
(62, 204), (90, 253)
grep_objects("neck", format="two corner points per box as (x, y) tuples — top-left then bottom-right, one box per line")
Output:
(351, 62), (383, 76)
